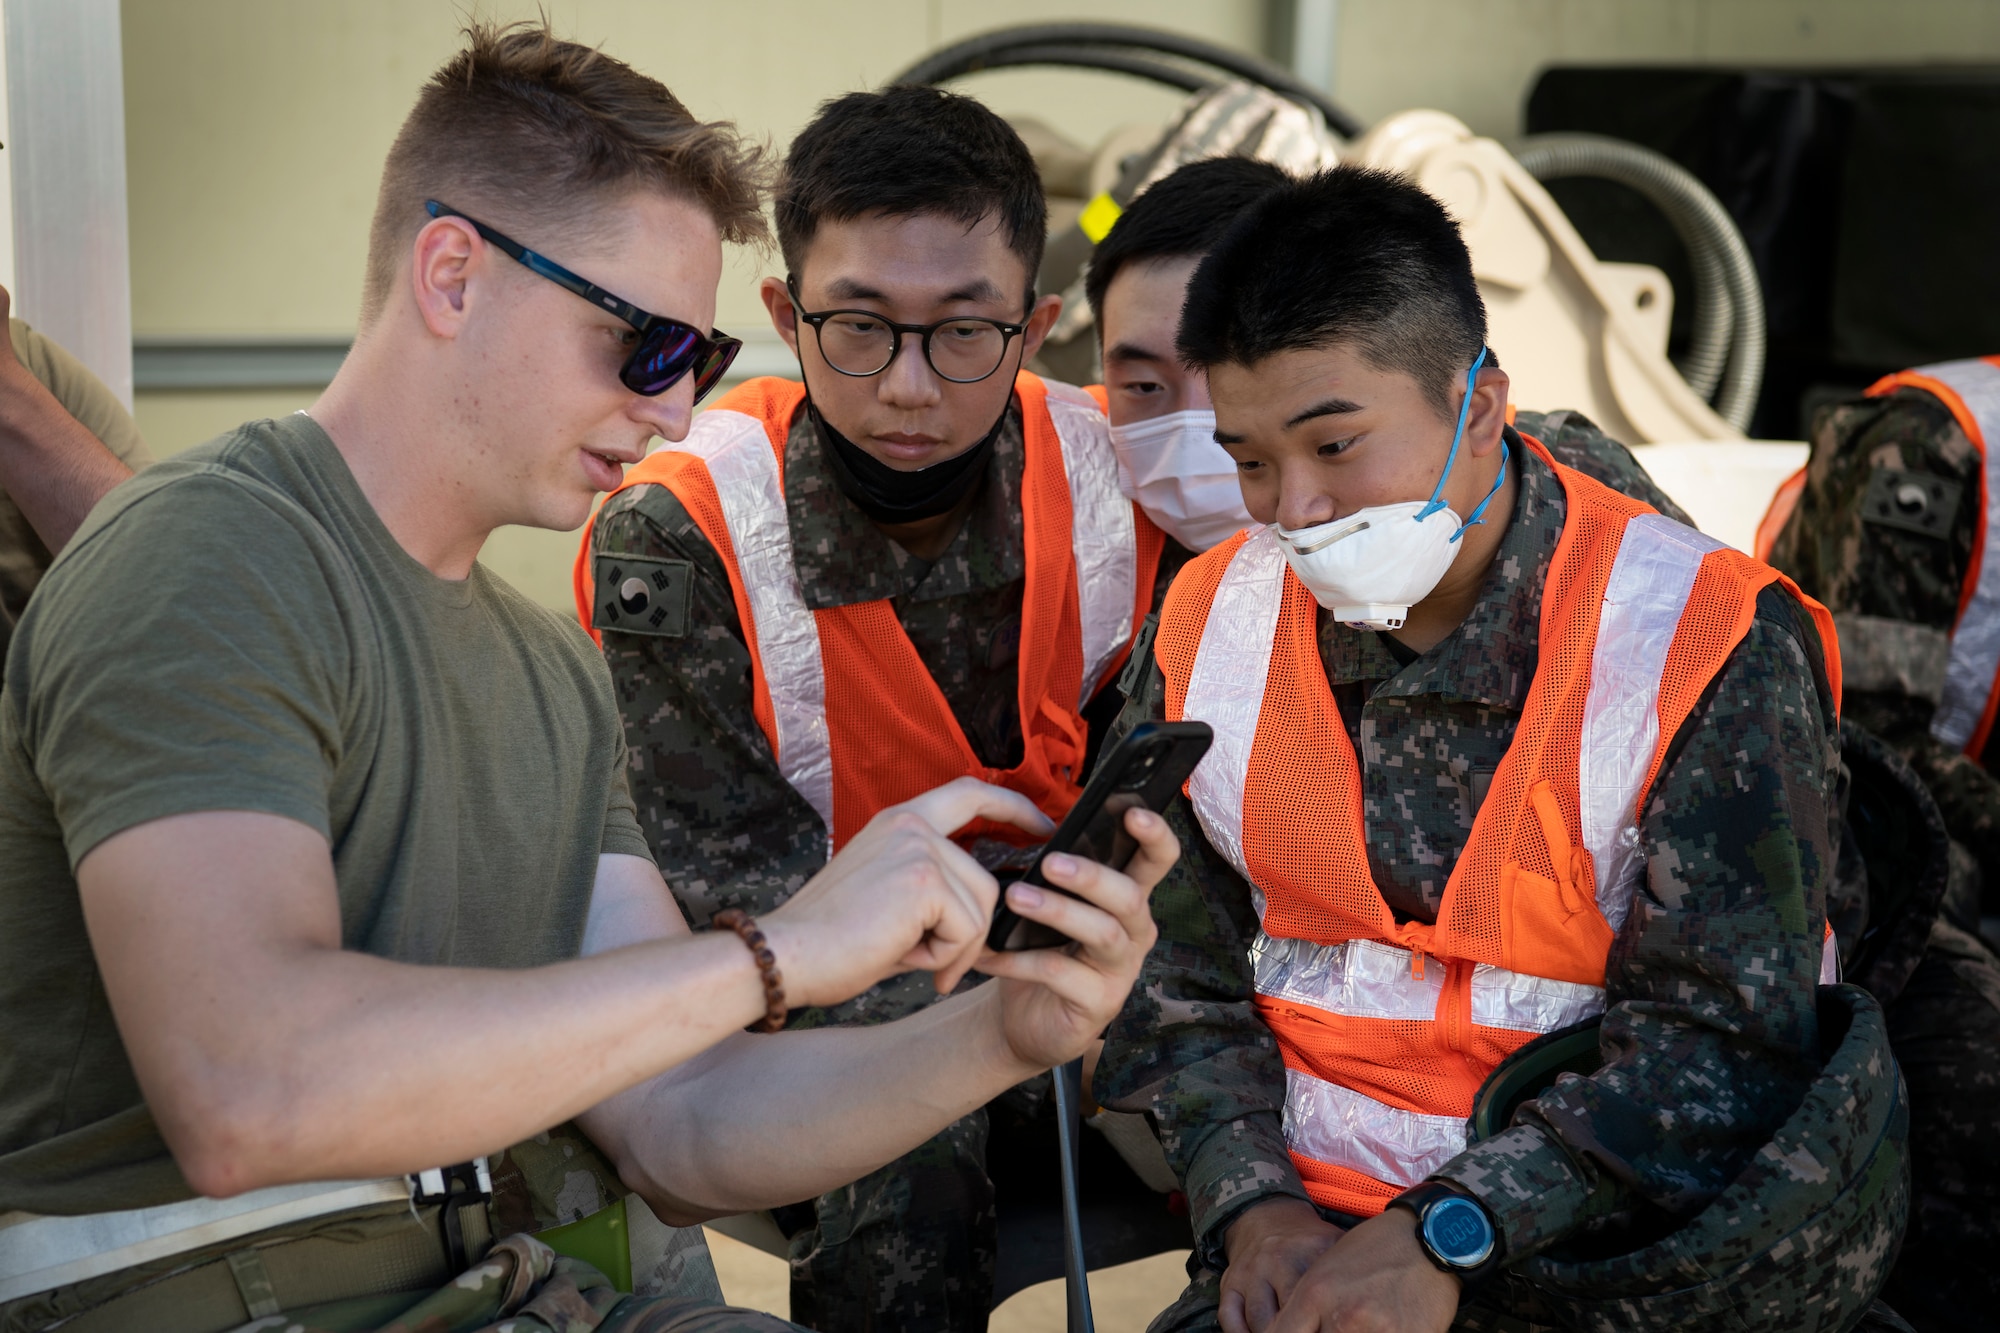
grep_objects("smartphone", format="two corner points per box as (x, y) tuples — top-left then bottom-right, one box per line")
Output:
(985, 720), (1214, 952)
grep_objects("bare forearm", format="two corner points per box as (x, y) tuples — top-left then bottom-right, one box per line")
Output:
(84, 782), (1154, 1207)
(141, 929), (771, 1196)
(588, 983), (1037, 1222)
(0, 368), (133, 550)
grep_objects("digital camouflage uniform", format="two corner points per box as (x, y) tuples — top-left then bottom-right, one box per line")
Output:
(1512, 408), (1693, 528)
(1765, 385), (2000, 923)
(590, 392), (1161, 1332)
(1766, 386), (2000, 1332)
(1096, 432), (1908, 1331)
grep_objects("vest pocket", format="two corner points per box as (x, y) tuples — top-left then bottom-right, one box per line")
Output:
(1498, 829), (1615, 991)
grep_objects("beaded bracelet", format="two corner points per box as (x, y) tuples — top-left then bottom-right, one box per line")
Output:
(713, 909), (787, 1033)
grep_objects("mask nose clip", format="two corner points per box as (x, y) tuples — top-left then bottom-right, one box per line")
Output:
(1286, 516), (1371, 556)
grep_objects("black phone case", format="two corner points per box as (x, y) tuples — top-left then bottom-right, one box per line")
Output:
(986, 720), (1214, 951)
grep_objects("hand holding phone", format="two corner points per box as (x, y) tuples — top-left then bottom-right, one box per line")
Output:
(986, 721), (1212, 951)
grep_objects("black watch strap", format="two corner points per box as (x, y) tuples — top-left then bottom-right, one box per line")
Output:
(1391, 1180), (1504, 1289)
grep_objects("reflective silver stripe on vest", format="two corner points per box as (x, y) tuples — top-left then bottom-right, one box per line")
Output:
(1255, 935), (1442, 1020)
(1252, 934), (1605, 1031)
(1044, 379), (1140, 704)
(1916, 359), (2000, 749)
(1472, 960), (1606, 1031)
(0, 1177), (410, 1304)
(1282, 1068), (1468, 1190)
(1578, 513), (1726, 931)
(1181, 528), (1288, 901)
(669, 410), (834, 838)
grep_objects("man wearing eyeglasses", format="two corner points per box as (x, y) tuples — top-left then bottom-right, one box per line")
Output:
(579, 86), (1166, 1331)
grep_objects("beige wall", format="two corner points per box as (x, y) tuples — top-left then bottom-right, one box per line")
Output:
(121, 0), (1257, 342)
(121, 0), (2000, 607)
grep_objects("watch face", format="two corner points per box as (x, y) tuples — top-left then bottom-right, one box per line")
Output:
(1423, 1195), (1497, 1268)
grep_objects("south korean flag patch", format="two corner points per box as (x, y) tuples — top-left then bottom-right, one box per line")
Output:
(591, 553), (691, 637)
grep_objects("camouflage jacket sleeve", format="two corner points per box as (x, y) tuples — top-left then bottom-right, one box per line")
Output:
(590, 484), (956, 1030)
(1513, 409), (1695, 527)
(589, 485), (828, 920)
(1094, 628), (1310, 1271)
(1435, 584), (1843, 1261)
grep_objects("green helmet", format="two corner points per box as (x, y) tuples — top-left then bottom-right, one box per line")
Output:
(1471, 982), (1907, 1332)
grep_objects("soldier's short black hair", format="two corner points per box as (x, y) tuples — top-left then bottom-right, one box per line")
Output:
(775, 85), (1046, 288)
(1083, 157), (1291, 328)
(1177, 165), (1491, 417)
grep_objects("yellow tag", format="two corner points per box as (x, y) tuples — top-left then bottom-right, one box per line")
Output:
(1078, 191), (1124, 244)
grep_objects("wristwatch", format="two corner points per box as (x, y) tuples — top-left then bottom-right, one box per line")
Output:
(1391, 1180), (1503, 1288)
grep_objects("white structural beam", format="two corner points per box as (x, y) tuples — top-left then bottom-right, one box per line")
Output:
(1292, 0), (1339, 98)
(0, 2), (15, 299)
(5, 0), (131, 407)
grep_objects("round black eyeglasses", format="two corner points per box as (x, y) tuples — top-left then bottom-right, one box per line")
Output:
(787, 278), (1029, 384)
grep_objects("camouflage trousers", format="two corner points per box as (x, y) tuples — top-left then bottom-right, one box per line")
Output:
(224, 1233), (806, 1333)
(1142, 1262), (1918, 1333)
(1879, 920), (2000, 1333)
(770, 1109), (996, 1333)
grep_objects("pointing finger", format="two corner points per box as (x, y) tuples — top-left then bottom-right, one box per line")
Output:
(899, 776), (1055, 841)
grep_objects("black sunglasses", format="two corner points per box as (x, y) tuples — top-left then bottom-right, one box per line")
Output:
(425, 200), (740, 402)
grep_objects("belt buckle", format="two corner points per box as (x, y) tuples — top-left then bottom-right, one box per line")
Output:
(410, 1158), (492, 1272)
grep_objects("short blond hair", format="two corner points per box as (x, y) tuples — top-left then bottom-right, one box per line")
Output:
(360, 20), (768, 324)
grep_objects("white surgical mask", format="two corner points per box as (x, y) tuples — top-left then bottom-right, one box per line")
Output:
(1273, 348), (1506, 632)
(1107, 409), (1253, 552)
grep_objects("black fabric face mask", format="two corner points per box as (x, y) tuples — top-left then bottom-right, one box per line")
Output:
(810, 403), (1003, 525)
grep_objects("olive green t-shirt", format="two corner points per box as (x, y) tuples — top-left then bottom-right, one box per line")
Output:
(0, 319), (152, 678)
(0, 412), (650, 1213)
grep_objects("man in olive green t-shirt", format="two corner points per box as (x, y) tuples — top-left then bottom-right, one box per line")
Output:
(0, 407), (652, 1215)
(0, 25), (1175, 1332)
(0, 290), (151, 680)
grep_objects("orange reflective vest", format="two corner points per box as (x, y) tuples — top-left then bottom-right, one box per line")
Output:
(1758, 355), (2000, 757)
(1157, 437), (1840, 1218)
(574, 373), (1164, 851)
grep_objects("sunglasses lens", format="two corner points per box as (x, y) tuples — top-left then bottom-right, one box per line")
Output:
(621, 323), (702, 396)
(691, 338), (742, 405)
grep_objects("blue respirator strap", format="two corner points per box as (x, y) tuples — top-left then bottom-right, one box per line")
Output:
(1449, 438), (1509, 543)
(1415, 346), (1490, 522)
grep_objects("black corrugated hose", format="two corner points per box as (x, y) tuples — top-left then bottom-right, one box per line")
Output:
(889, 22), (1366, 138)
(1515, 133), (1766, 431)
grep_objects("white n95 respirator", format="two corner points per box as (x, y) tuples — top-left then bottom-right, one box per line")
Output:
(1272, 348), (1505, 632)
(1276, 500), (1469, 630)
(1107, 409), (1253, 552)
